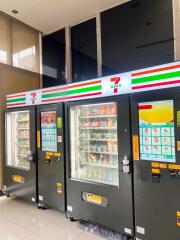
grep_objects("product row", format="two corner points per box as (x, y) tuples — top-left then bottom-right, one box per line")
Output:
(79, 142), (118, 154)
(80, 103), (117, 117)
(80, 119), (117, 128)
(79, 153), (118, 166)
(80, 132), (117, 141)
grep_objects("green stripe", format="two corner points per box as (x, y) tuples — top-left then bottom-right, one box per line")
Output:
(42, 85), (102, 99)
(6, 97), (26, 103)
(132, 71), (180, 85)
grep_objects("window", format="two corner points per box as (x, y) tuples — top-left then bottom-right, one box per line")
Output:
(12, 22), (40, 73)
(71, 18), (97, 82)
(42, 29), (66, 87)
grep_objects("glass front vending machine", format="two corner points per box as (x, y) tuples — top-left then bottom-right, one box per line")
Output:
(131, 88), (180, 240)
(65, 96), (134, 237)
(4, 107), (37, 202)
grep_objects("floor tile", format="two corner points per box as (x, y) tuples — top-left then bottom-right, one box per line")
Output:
(0, 197), (103, 240)
(0, 218), (32, 240)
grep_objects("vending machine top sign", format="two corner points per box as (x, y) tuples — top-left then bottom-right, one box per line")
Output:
(6, 61), (180, 108)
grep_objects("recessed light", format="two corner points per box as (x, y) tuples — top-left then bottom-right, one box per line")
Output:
(12, 10), (18, 14)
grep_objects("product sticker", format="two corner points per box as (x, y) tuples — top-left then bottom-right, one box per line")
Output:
(46, 152), (53, 156)
(39, 195), (43, 201)
(152, 168), (160, 174)
(57, 117), (62, 128)
(32, 197), (35, 202)
(151, 162), (160, 168)
(124, 228), (132, 235)
(56, 182), (63, 194)
(160, 163), (167, 169)
(54, 152), (61, 157)
(177, 211), (180, 226)
(67, 205), (73, 212)
(133, 135), (140, 160)
(37, 130), (41, 149)
(57, 136), (62, 143)
(136, 226), (145, 235)
(168, 164), (180, 170)
(177, 111), (180, 128)
(12, 175), (24, 183)
(177, 141), (180, 151)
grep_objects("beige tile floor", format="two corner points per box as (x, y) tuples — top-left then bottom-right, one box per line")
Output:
(0, 196), (103, 240)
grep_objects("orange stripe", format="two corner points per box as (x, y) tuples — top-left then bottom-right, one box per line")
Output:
(132, 65), (180, 77)
(42, 80), (101, 93)
(6, 93), (26, 99)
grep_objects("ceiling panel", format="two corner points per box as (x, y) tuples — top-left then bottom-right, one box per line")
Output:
(0, 0), (128, 34)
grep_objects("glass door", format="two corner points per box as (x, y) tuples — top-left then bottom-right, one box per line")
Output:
(70, 102), (119, 186)
(6, 110), (31, 170)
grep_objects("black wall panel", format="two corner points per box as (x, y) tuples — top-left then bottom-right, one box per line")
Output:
(101, 0), (174, 76)
(71, 18), (97, 82)
(42, 29), (66, 87)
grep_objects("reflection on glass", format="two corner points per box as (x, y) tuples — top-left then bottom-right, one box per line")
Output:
(12, 22), (40, 72)
(101, 0), (174, 76)
(71, 18), (97, 82)
(6, 111), (31, 170)
(139, 100), (176, 163)
(41, 111), (57, 152)
(70, 102), (119, 186)
(13, 46), (36, 69)
(0, 15), (11, 64)
(42, 29), (66, 87)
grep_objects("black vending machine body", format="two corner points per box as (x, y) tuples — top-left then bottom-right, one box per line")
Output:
(37, 103), (65, 211)
(4, 106), (37, 203)
(131, 88), (180, 240)
(65, 95), (134, 236)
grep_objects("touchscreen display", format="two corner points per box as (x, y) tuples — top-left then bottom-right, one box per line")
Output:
(41, 111), (57, 152)
(139, 100), (176, 163)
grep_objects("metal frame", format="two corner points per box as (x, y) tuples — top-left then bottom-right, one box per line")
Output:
(65, 26), (72, 83)
(96, 13), (103, 77)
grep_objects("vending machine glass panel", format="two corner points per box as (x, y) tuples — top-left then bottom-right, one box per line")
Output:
(40, 111), (57, 152)
(6, 111), (31, 170)
(70, 102), (119, 186)
(139, 100), (176, 163)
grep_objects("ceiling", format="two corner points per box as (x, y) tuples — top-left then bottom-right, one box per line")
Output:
(0, 0), (128, 35)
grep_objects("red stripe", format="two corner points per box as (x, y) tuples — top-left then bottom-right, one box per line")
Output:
(139, 105), (152, 110)
(132, 79), (180, 90)
(42, 80), (102, 93)
(6, 93), (26, 99)
(42, 92), (102, 103)
(6, 102), (26, 107)
(132, 65), (180, 77)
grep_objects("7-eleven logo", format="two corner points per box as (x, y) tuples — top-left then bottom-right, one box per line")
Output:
(110, 77), (121, 93)
(30, 92), (37, 104)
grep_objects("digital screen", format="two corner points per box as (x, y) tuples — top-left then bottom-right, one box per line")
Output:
(41, 111), (57, 152)
(139, 100), (176, 163)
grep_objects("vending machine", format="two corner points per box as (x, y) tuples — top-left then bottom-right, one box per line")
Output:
(36, 103), (65, 211)
(4, 106), (37, 202)
(65, 95), (134, 236)
(131, 87), (180, 240)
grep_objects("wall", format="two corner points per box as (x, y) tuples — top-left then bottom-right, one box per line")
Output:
(0, 63), (40, 189)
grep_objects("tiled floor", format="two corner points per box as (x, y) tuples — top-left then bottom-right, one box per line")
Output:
(0, 196), (103, 240)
